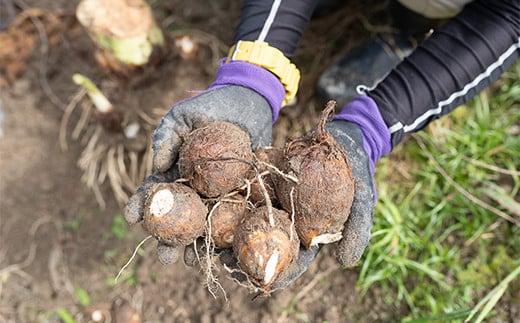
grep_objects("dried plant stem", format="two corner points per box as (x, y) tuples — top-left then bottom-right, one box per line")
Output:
(316, 100), (336, 141)
(59, 88), (87, 151)
(136, 109), (157, 126)
(203, 202), (227, 299)
(461, 156), (520, 177)
(256, 174), (275, 227)
(222, 263), (259, 293)
(107, 146), (128, 204)
(72, 102), (93, 140)
(91, 181), (106, 209)
(230, 170), (270, 194)
(117, 144), (137, 192)
(258, 161), (299, 183)
(414, 135), (520, 226)
(128, 151), (139, 185)
(242, 179), (252, 200)
(289, 187), (296, 242)
(139, 146), (153, 182)
(115, 235), (153, 284)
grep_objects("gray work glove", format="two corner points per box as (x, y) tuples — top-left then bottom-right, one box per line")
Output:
(326, 120), (375, 266)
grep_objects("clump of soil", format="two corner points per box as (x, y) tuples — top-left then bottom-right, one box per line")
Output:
(275, 101), (355, 248)
(233, 206), (299, 292)
(178, 121), (255, 198)
(143, 182), (208, 246)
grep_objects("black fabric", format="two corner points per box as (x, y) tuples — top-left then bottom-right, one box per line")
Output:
(231, 0), (519, 148)
(388, 0), (443, 38)
(233, 0), (319, 57)
(369, 0), (520, 147)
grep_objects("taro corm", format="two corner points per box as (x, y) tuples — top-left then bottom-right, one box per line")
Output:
(276, 101), (355, 249)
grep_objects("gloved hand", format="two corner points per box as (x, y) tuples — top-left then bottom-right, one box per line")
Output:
(326, 121), (377, 266)
(123, 60), (287, 262)
(328, 95), (391, 265)
(256, 96), (390, 290)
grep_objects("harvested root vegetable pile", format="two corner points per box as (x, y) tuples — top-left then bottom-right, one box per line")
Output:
(133, 101), (355, 296)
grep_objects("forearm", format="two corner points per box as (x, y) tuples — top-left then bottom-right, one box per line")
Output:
(368, 0), (520, 147)
(232, 0), (319, 57)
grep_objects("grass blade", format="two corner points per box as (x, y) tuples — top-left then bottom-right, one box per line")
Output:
(464, 264), (520, 322)
(481, 183), (520, 217)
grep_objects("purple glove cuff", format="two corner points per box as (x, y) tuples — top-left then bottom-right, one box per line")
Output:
(208, 60), (286, 122)
(333, 96), (391, 176)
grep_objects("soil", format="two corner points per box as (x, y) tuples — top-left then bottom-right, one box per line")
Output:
(0, 0), (403, 322)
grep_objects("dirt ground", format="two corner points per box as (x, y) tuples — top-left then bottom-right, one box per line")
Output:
(0, 1), (405, 322)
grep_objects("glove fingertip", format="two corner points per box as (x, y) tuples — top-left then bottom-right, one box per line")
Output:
(152, 142), (176, 173)
(335, 245), (363, 267)
(157, 242), (182, 265)
(124, 192), (145, 225)
(335, 231), (369, 267)
(183, 243), (198, 267)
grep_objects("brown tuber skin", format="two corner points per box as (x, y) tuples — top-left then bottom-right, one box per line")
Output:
(178, 122), (255, 197)
(233, 206), (299, 292)
(143, 182), (208, 246)
(209, 195), (247, 248)
(249, 146), (283, 206)
(276, 101), (355, 249)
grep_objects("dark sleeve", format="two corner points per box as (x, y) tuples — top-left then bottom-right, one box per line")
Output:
(368, 0), (520, 147)
(232, 0), (319, 58)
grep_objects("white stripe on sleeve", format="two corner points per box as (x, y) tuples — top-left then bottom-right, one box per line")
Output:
(389, 38), (520, 134)
(258, 0), (282, 42)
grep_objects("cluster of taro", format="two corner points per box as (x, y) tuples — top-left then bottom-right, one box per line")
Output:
(142, 102), (355, 294)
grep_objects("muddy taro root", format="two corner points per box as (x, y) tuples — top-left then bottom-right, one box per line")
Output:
(276, 101), (355, 248)
(233, 206), (299, 291)
(143, 182), (208, 246)
(178, 122), (254, 197)
(249, 146), (283, 205)
(209, 195), (247, 249)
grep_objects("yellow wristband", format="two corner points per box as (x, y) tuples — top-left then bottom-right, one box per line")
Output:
(227, 40), (300, 106)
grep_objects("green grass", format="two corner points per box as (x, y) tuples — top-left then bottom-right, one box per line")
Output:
(360, 62), (520, 320)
